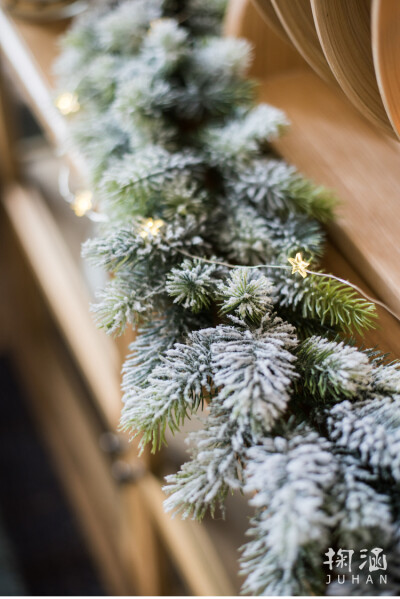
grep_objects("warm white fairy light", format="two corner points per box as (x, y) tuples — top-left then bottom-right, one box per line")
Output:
(55, 92), (80, 116)
(139, 218), (165, 238)
(288, 252), (310, 278)
(72, 190), (93, 217)
(177, 249), (400, 324)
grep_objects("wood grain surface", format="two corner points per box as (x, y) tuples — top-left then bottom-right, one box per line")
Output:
(311, 0), (395, 138)
(271, 0), (336, 84)
(251, 0), (291, 43)
(372, 0), (400, 139)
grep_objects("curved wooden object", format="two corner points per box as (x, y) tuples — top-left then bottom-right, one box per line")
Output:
(271, 0), (335, 84)
(311, 0), (395, 138)
(372, 0), (400, 139)
(251, 0), (291, 44)
(225, 0), (306, 79)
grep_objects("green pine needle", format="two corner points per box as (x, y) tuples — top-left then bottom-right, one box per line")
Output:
(287, 177), (337, 224)
(296, 335), (372, 403)
(302, 275), (378, 335)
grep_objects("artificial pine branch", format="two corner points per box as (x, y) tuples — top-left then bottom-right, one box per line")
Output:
(228, 157), (337, 222)
(202, 104), (288, 167)
(273, 269), (378, 335)
(122, 309), (212, 389)
(210, 314), (298, 438)
(57, 2), (400, 595)
(240, 427), (338, 596)
(218, 269), (273, 323)
(121, 328), (215, 452)
(334, 452), (393, 548)
(328, 398), (400, 481)
(100, 148), (204, 217)
(303, 276), (378, 334)
(164, 402), (245, 519)
(296, 335), (372, 403)
(166, 258), (219, 313)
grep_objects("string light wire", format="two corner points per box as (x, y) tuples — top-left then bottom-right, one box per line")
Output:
(58, 164), (108, 222)
(177, 248), (400, 325)
(54, 169), (400, 326)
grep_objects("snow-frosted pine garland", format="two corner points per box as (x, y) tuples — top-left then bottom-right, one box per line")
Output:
(56, 1), (400, 595)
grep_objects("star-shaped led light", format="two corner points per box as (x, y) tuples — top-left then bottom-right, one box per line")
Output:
(288, 252), (310, 278)
(72, 190), (93, 217)
(55, 92), (80, 116)
(139, 218), (165, 239)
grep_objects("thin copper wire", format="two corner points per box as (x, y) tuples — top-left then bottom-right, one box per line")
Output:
(177, 248), (400, 325)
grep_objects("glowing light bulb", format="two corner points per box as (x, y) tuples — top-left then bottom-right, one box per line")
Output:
(139, 218), (165, 238)
(72, 190), (93, 217)
(288, 252), (310, 278)
(56, 92), (80, 116)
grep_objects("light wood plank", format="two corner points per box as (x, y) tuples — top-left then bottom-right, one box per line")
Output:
(0, 57), (19, 181)
(0, 9), (67, 148)
(3, 184), (122, 429)
(137, 473), (236, 597)
(0, 205), (132, 595)
(13, 341), (133, 596)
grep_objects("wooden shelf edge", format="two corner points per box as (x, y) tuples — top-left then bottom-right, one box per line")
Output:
(138, 473), (237, 596)
(2, 183), (122, 429)
(11, 340), (132, 596)
(0, 8), (67, 148)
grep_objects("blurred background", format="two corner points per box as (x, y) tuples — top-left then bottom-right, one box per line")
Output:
(0, 1), (250, 595)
